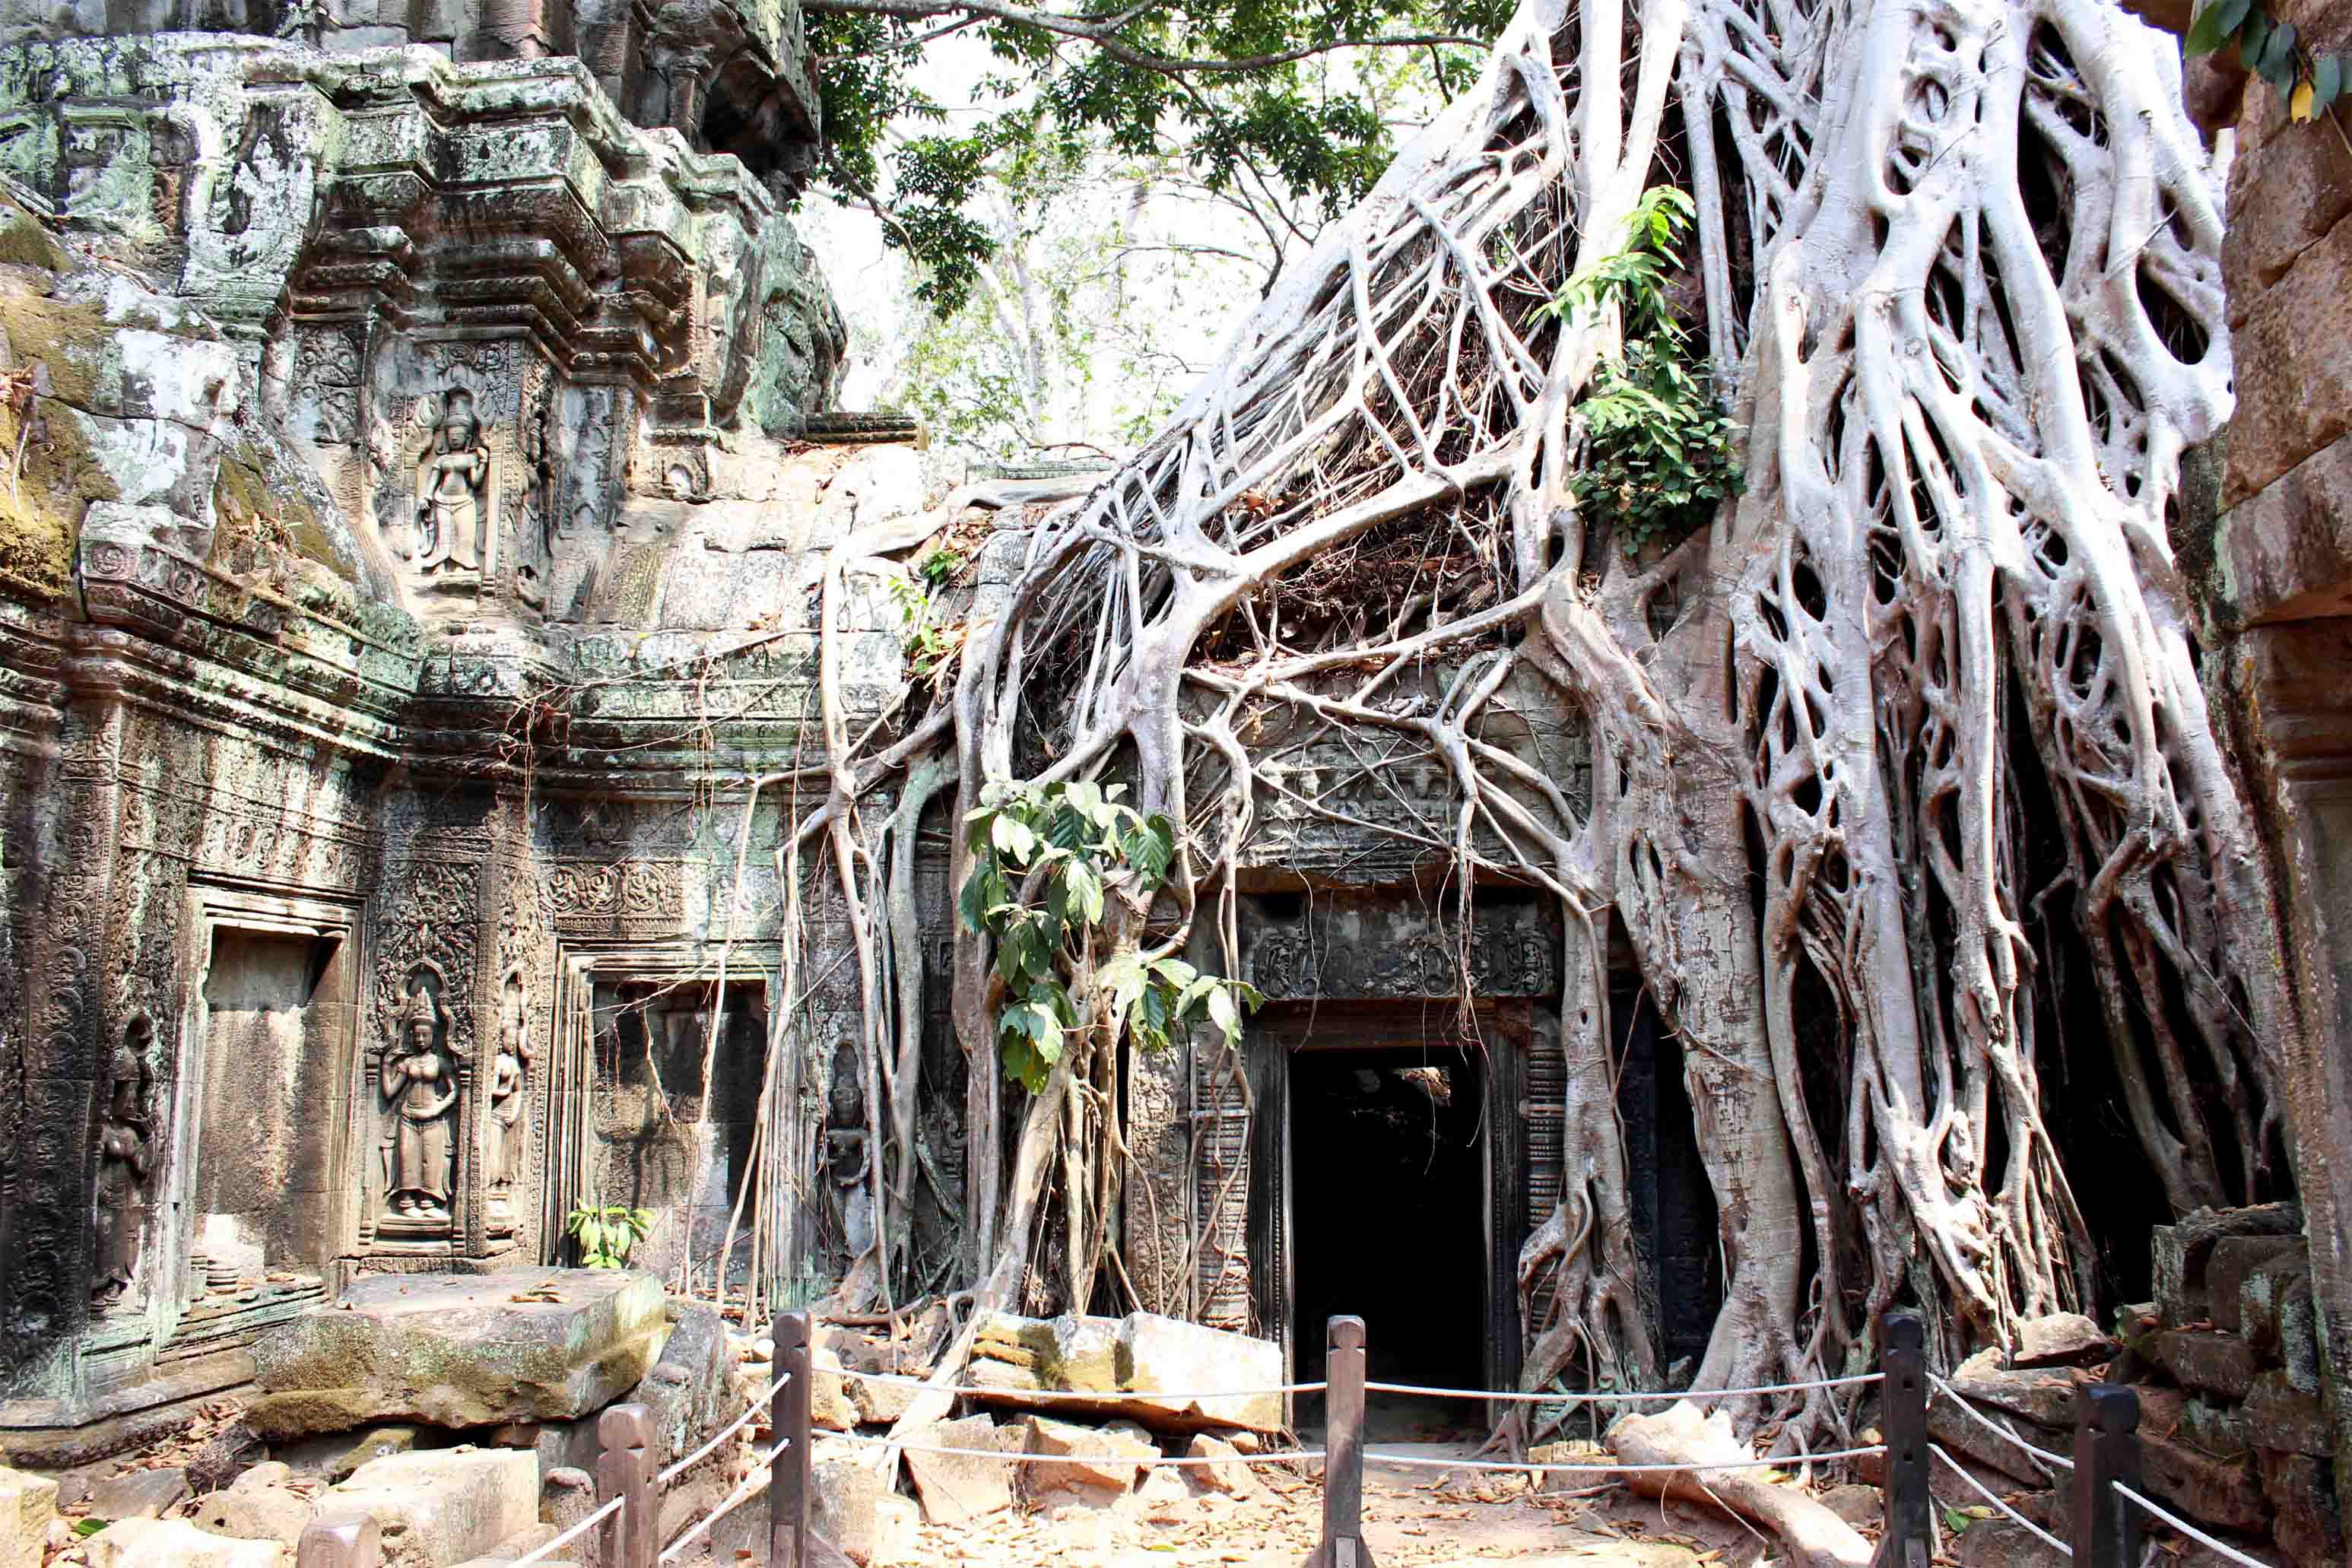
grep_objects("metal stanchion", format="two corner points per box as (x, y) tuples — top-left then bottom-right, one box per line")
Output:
(770, 1309), (814, 1568)
(597, 1401), (657, 1568)
(295, 1513), (379, 1568)
(2071, 1383), (2141, 1568)
(1873, 1310), (1931, 1568)
(1305, 1314), (1375, 1568)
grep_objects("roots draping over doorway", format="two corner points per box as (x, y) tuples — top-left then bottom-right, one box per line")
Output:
(716, 0), (2288, 1459)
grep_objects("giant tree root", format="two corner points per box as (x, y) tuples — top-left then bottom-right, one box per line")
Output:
(1611, 1404), (1872, 1568)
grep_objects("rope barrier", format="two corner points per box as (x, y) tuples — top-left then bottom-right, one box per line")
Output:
(826, 1430), (1328, 1468)
(657, 1369), (795, 1487)
(1359, 1443), (1888, 1475)
(1927, 1373), (2073, 1474)
(2115, 1482), (2273, 1568)
(828, 1365), (1329, 1401)
(1928, 1443), (2071, 1557)
(657, 1439), (792, 1565)
(503, 1494), (624, 1568)
(1361, 1371), (1885, 1405)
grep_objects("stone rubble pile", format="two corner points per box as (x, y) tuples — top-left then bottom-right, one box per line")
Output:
(4, 1287), (1297, 1566)
(8, 1270), (744, 1568)
(1927, 1203), (2337, 1564)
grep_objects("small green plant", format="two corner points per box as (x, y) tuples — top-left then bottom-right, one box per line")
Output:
(567, 1202), (654, 1269)
(918, 545), (963, 589)
(888, 573), (963, 686)
(960, 780), (1261, 1091)
(1541, 186), (1743, 560)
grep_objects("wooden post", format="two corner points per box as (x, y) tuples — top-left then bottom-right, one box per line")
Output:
(2071, 1382), (2143, 1568)
(770, 1308), (814, 1568)
(295, 1513), (379, 1568)
(1873, 1309), (1930, 1568)
(1304, 1315), (1376, 1568)
(597, 1401), (657, 1568)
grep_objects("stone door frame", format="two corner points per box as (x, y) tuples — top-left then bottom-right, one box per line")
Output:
(167, 882), (367, 1341)
(1248, 998), (1531, 1423)
(543, 939), (782, 1271)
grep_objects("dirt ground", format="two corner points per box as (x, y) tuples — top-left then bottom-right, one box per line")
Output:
(900, 1445), (1883, 1568)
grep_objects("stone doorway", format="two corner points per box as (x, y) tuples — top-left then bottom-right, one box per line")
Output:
(1250, 1002), (1529, 1430)
(1289, 1041), (1490, 1440)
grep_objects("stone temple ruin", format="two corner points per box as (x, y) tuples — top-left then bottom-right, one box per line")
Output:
(0, 0), (2344, 1563)
(0, 3), (1734, 1469)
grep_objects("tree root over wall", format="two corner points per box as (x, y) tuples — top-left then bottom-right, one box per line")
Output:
(730, 0), (2291, 1550)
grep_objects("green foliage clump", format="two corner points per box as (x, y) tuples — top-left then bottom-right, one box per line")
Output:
(960, 781), (1260, 1091)
(2185, 0), (2348, 124)
(567, 1203), (654, 1268)
(1545, 187), (1743, 560)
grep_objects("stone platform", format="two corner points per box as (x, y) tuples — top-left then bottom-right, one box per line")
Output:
(246, 1270), (668, 1439)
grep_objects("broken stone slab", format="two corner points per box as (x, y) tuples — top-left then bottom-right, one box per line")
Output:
(903, 1414), (1020, 1525)
(247, 1270), (668, 1438)
(1020, 1414), (1157, 1500)
(324, 1449), (539, 1568)
(0, 1464), (58, 1566)
(967, 1311), (1283, 1434)
(86, 1517), (283, 1568)
(873, 1493), (919, 1564)
(2008, 1312), (2116, 1370)
(811, 1345), (859, 1432)
(1183, 1433), (1265, 1499)
(1945, 1354), (2084, 1430)
(87, 1464), (190, 1521)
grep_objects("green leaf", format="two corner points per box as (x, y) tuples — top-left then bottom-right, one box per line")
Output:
(2185, 0), (2230, 53)
(2240, 9), (2272, 68)
(992, 811), (1038, 866)
(2314, 52), (2343, 109)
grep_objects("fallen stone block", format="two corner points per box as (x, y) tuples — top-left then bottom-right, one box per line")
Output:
(2257, 1446), (2345, 1565)
(449, 1522), (558, 1566)
(1945, 1354), (2082, 1430)
(0, 1464), (58, 1566)
(811, 1454), (887, 1564)
(2141, 1429), (2267, 1535)
(87, 1464), (189, 1521)
(811, 1346), (859, 1432)
(967, 1310), (1283, 1434)
(1020, 1414), (1156, 1500)
(1182, 1433), (1265, 1499)
(846, 1365), (920, 1425)
(2150, 1204), (2300, 1325)
(2177, 1398), (2252, 1460)
(872, 1493), (919, 1563)
(904, 1414), (1018, 1524)
(2154, 1328), (2258, 1402)
(325, 1448), (539, 1568)
(1927, 1384), (2068, 1484)
(86, 1517), (284, 1567)
(188, 1475), (317, 1548)
(2245, 1370), (2331, 1456)
(248, 1270), (667, 1438)
(2009, 1312), (2116, 1370)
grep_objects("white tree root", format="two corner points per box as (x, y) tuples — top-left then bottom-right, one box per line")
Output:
(722, 0), (2287, 1554)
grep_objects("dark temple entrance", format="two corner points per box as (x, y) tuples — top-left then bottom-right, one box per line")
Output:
(1252, 1002), (1529, 1438)
(1290, 1043), (1487, 1436)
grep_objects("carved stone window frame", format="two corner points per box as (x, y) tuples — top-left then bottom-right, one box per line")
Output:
(170, 882), (366, 1337)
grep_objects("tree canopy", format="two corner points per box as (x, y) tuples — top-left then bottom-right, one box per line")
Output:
(805, 0), (1512, 311)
